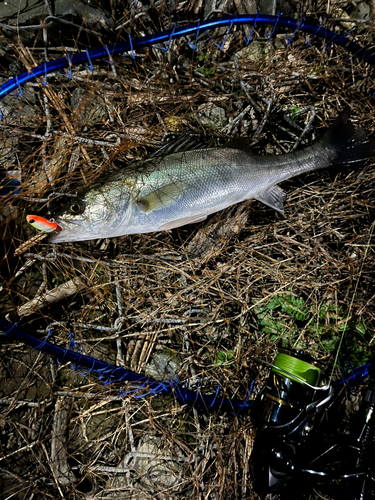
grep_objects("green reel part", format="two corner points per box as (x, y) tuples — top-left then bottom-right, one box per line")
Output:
(272, 351), (321, 386)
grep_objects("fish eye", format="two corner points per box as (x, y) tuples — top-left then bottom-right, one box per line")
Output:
(69, 200), (85, 215)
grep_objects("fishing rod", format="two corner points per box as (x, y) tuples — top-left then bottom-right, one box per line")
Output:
(0, 14), (374, 101)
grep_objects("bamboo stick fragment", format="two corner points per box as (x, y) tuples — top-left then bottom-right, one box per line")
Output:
(18, 277), (86, 318)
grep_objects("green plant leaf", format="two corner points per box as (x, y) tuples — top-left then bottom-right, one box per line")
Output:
(214, 350), (235, 366)
(321, 338), (338, 352)
(354, 323), (368, 336)
(267, 297), (283, 310)
(279, 295), (310, 321)
(290, 106), (301, 117)
(253, 294), (372, 365)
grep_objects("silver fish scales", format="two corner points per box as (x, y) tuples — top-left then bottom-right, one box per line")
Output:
(47, 108), (374, 243)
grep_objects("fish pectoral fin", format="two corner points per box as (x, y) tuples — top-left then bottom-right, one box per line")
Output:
(159, 214), (207, 230)
(136, 182), (183, 212)
(256, 186), (286, 214)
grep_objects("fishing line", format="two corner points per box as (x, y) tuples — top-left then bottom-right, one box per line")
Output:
(0, 14), (375, 100)
(329, 221), (375, 387)
(253, 221), (374, 393)
(248, 222), (374, 394)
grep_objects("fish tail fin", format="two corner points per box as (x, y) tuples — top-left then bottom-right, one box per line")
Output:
(321, 107), (375, 165)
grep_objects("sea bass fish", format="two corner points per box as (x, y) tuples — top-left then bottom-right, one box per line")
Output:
(45, 107), (373, 243)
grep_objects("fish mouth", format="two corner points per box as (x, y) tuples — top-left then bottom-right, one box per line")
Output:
(48, 217), (83, 242)
(48, 217), (104, 243)
(45, 217), (62, 233)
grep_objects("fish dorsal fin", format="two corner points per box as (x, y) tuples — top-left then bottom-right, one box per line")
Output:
(137, 182), (183, 212)
(256, 185), (286, 214)
(149, 135), (208, 158)
(219, 137), (254, 154)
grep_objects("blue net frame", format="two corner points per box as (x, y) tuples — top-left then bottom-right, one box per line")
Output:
(0, 14), (374, 101)
(0, 318), (254, 414)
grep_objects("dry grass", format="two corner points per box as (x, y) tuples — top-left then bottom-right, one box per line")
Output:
(0, 4), (374, 499)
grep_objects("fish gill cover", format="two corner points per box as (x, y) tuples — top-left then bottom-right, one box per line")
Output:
(0, 1), (374, 499)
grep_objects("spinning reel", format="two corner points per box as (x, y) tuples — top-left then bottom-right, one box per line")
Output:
(250, 348), (375, 499)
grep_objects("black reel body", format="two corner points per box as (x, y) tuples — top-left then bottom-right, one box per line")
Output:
(249, 349), (375, 499)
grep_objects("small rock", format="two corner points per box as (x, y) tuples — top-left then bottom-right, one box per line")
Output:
(144, 348), (183, 380)
(54, 0), (114, 32)
(235, 38), (270, 66)
(71, 88), (108, 128)
(135, 436), (182, 490)
(195, 103), (227, 129)
(0, 0), (45, 21)
(351, 2), (371, 21)
(331, 6), (356, 29)
(1, 0), (49, 43)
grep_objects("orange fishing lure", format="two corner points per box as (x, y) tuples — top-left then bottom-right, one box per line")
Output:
(26, 215), (62, 233)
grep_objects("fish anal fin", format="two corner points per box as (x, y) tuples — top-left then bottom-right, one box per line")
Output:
(256, 185), (286, 214)
(137, 182), (183, 212)
(159, 214), (207, 230)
